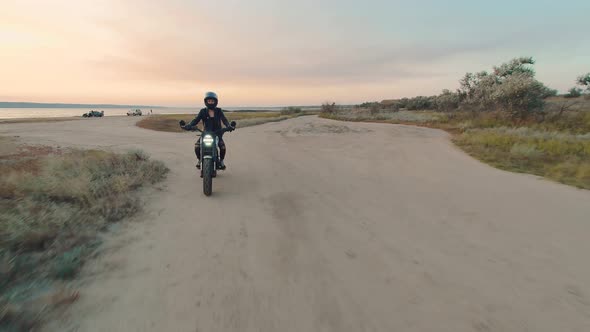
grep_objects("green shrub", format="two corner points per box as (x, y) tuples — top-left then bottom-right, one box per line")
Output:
(458, 57), (555, 119)
(565, 87), (582, 98)
(577, 73), (590, 92)
(280, 107), (302, 115)
(359, 102), (380, 108)
(321, 102), (338, 114)
(434, 89), (461, 111)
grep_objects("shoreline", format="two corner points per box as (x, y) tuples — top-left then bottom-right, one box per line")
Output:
(0, 114), (181, 123)
(0, 116), (81, 124)
(0, 116), (130, 124)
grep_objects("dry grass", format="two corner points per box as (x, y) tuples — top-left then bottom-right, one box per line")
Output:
(454, 128), (590, 189)
(546, 95), (590, 113)
(322, 109), (444, 123)
(0, 141), (169, 331)
(322, 108), (590, 189)
(136, 111), (307, 132)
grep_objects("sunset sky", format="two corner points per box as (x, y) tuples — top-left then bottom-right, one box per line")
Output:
(1, 0), (589, 107)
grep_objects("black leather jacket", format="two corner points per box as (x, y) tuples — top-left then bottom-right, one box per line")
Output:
(187, 107), (230, 132)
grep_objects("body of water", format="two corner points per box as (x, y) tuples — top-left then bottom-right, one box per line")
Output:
(0, 107), (289, 119)
(0, 108), (197, 119)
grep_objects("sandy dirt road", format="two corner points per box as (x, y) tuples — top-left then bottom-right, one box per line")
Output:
(1, 116), (590, 332)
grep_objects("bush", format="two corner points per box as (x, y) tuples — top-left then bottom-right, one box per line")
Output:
(493, 56), (536, 77)
(459, 71), (499, 112)
(280, 107), (302, 115)
(368, 103), (380, 115)
(407, 96), (435, 110)
(458, 57), (555, 119)
(492, 73), (549, 119)
(577, 73), (590, 92)
(321, 102), (338, 114)
(359, 102), (379, 108)
(434, 89), (461, 111)
(565, 87), (582, 98)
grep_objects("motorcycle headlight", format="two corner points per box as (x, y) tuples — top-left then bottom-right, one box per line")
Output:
(202, 135), (214, 146)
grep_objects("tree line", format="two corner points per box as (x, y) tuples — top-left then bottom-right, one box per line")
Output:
(355, 57), (589, 120)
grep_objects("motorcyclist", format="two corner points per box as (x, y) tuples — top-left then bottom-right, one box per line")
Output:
(182, 92), (234, 169)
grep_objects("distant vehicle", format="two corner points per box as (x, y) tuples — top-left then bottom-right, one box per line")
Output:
(82, 110), (104, 118)
(127, 109), (142, 116)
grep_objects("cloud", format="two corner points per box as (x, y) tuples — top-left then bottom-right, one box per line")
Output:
(89, 23), (496, 86)
(2, 0), (589, 105)
(83, 0), (513, 87)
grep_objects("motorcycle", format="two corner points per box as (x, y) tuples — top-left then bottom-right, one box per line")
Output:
(179, 120), (236, 196)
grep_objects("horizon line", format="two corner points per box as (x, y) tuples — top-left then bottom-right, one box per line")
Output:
(0, 101), (328, 109)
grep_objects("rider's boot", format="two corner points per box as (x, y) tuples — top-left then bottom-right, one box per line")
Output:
(196, 159), (201, 169)
(218, 159), (226, 170)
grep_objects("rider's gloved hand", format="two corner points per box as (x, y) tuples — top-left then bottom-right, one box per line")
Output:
(228, 126), (235, 132)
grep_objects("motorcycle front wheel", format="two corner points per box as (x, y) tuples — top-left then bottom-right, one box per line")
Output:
(202, 158), (213, 196)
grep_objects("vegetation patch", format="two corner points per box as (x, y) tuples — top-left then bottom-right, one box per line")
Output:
(136, 111), (311, 133)
(0, 142), (169, 331)
(321, 58), (590, 189)
(454, 128), (590, 188)
(323, 109), (590, 189)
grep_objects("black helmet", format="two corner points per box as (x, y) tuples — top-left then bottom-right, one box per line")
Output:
(204, 91), (218, 110)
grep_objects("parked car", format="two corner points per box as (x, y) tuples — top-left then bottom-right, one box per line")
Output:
(127, 109), (142, 116)
(82, 110), (104, 117)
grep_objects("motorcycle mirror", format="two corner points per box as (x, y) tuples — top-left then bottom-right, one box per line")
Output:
(230, 121), (236, 127)
(179, 120), (186, 126)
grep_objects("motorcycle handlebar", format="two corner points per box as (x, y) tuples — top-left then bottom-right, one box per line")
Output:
(181, 126), (235, 135)
(179, 120), (236, 134)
